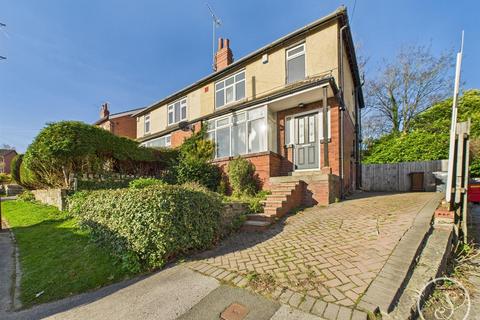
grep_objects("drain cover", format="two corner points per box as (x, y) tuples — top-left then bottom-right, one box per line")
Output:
(220, 303), (249, 320)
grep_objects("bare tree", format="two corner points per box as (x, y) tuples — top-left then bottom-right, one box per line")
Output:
(365, 45), (453, 134)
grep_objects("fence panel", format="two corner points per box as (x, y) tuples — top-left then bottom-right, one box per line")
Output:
(362, 160), (448, 192)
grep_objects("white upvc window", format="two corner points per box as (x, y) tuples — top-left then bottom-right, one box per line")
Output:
(140, 134), (171, 148)
(286, 43), (306, 84)
(215, 70), (246, 109)
(168, 98), (187, 125)
(144, 114), (151, 134)
(207, 105), (269, 159)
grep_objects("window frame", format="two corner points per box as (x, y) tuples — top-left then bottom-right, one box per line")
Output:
(144, 114), (151, 134)
(167, 97), (188, 126)
(215, 70), (246, 109)
(207, 105), (268, 159)
(285, 43), (306, 84)
(140, 134), (171, 148)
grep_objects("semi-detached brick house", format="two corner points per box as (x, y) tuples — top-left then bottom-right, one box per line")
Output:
(134, 7), (364, 207)
(94, 103), (144, 139)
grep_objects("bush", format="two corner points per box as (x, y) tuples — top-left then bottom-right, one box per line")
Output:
(171, 125), (221, 191)
(69, 184), (223, 271)
(224, 190), (269, 214)
(227, 157), (258, 196)
(128, 178), (166, 189)
(76, 179), (132, 191)
(17, 190), (35, 202)
(10, 154), (22, 184)
(22, 121), (172, 189)
(175, 158), (221, 191)
(0, 173), (11, 185)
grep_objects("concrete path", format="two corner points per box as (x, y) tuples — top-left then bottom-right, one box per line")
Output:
(0, 219), (15, 316)
(1, 262), (324, 320)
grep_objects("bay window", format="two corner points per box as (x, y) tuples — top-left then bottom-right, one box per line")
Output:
(207, 105), (273, 158)
(168, 98), (187, 125)
(141, 134), (171, 148)
(215, 70), (246, 108)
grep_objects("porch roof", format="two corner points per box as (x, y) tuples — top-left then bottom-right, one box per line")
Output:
(137, 76), (338, 143)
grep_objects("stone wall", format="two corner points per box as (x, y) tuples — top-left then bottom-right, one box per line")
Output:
(220, 202), (249, 237)
(32, 189), (68, 211)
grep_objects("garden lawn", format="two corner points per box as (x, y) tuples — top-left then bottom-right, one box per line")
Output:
(1, 200), (131, 308)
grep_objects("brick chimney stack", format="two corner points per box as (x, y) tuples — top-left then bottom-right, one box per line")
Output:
(215, 37), (233, 71)
(100, 102), (110, 119)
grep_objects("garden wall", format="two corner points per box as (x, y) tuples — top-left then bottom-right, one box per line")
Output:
(220, 202), (248, 237)
(32, 189), (68, 210)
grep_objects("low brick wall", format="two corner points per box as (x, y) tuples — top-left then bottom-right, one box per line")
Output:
(220, 202), (249, 237)
(32, 189), (68, 211)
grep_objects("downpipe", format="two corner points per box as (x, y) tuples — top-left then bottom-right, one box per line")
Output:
(339, 25), (348, 198)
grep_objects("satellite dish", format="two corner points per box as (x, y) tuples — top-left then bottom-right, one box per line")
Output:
(178, 121), (191, 132)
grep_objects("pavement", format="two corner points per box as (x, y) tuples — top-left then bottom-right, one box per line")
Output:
(0, 219), (15, 315)
(0, 192), (440, 320)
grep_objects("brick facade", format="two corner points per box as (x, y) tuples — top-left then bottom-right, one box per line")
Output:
(98, 114), (138, 139)
(212, 152), (283, 190)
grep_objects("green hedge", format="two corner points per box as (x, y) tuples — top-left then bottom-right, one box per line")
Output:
(69, 184), (222, 271)
(22, 121), (175, 189)
(10, 154), (22, 184)
(227, 157), (258, 196)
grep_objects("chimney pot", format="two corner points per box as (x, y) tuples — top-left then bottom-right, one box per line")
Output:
(215, 37), (233, 71)
(100, 102), (110, 119)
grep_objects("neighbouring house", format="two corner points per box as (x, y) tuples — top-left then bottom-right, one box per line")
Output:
(134, 6), (364, 205)
(94, 103), (144, 139)
(0, 149), (17, 174)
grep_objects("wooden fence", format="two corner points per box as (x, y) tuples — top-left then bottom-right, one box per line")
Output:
(361, 160), (448, 192)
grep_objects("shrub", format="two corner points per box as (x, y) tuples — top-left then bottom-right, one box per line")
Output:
(172, 125), (221, 190)
(175, 158), (221, 191)
(227, 157), (258, 196)
(17, 190), (35, 202)
(22, 121), (172, 189)
(128, 178), (166, 189)
(10, 154), (22, 184)
(76, 179), (132, 191)
(69, 184), (223, 271)
(0, 173), (11, 185)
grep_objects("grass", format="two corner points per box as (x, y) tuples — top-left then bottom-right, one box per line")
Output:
(1, 200), (132, 308)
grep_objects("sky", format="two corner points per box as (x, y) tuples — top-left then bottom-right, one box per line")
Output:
(0, 0), (478, 152)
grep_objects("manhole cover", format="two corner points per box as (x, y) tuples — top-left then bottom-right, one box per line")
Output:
(220, 302), (249, 320)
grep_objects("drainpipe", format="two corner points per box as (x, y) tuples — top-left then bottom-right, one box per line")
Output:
(339, 25), (348, 197)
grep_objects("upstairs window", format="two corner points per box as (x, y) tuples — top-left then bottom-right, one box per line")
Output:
(215, 70), (246, 109)
(144, 114), (151, 134)
(168, 98), (187, 125)
(286, 43), (306, 84)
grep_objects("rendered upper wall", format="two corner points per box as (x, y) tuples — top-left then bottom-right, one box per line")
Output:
(137, 17), (358, 139)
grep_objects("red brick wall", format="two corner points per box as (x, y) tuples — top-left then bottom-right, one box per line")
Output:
(97, 115), (137, 140)
(212, 152), (282, 190)
(170, 122), (202, 148)
(1, 151), (17, 174)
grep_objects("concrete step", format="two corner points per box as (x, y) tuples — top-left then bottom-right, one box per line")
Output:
(241, 220), (271, 232)
(264, 207), (280, 215)
(5, 184), (23, 196)
(247, 213), (276, 222)
(264, 200), (286, 207)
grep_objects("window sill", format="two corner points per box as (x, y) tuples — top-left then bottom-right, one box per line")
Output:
(215, 98), (247, 111)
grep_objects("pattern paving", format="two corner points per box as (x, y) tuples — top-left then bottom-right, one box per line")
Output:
(189, 192), (437, 318)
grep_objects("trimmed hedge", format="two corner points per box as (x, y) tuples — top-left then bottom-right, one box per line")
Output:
(22, 121), (175, 189)
(69, 184), (223, 271)
(128, 178), (166, 189)
(10, 154), (22, 184)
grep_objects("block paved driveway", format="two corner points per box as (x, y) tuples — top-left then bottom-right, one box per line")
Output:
(189, 192), (437, 316)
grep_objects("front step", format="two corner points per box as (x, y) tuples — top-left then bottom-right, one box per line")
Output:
(242, 180), (304, 232)
(241, 220), (271, 232)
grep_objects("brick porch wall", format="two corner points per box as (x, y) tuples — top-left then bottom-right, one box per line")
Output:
(212, 151), (283, 190)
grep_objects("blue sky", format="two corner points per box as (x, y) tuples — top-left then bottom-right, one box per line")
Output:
(0, 0), (478, 152)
